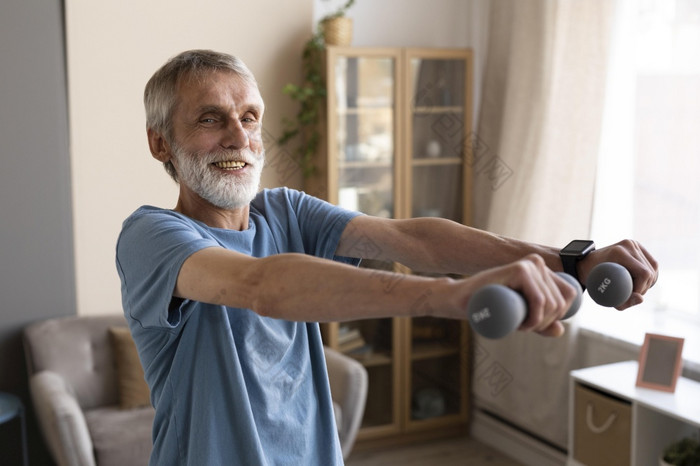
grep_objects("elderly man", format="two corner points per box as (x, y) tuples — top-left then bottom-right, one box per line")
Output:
(116, 49), (657, 465)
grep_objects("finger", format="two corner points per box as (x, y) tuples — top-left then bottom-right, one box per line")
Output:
(615, 292), (644, 311)
(525, 272), (576, 333)
(518, 256), (562, 332)
(535, 321), (565, 338)
(534, 258), (572, 329)
(553, 272), (579, 316)
(515, 257), (548, 331)
(614, 240), (658, 296)
(518, 287), (545, 331)
(636, 242), (659, 291)
(536, 271), (566, 331)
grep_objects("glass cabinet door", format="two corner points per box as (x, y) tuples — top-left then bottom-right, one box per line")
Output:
(405, 51), (472, 427)
(329, 52), (397, 218)
(407, 55), (470, 223)
(326, 49), (402, 436)
(408, 317), (467, 423)
(337, 316), (396, 429)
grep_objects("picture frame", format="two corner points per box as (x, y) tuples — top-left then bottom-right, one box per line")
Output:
(636, 333), (684, 393)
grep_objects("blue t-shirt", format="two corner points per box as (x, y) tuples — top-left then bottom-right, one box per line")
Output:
(115, 187), (362, 465)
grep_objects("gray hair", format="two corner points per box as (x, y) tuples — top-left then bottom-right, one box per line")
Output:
(143, 50), (258, 181)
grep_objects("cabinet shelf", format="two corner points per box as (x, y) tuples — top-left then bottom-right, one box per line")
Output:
(348, 351), (393, 368)
(412, 106), (464, 114)
(411, 343), (461, 361)
(412, 157), (463, 166)
(337, 106), (393, 115)
(338, 159), (393, 169)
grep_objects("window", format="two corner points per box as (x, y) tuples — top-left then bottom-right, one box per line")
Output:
(581, 0), (700, 364)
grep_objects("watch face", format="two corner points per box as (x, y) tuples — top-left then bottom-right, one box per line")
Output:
(562, 240), (595, 256)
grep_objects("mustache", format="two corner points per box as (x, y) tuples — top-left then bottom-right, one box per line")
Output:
(171, 143), (265, 166)
(197, 148), (260, 164)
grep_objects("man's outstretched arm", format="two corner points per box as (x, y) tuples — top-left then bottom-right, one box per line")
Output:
(173, 244), (578, 337)
(336, 215), (658, 311)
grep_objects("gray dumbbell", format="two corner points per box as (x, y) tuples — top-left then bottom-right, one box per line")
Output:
(467, 272), (582, 339)
(585, 262), (633, 307)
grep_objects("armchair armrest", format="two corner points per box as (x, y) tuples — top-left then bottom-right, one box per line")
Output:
(323, 346), (368, 459)
(30, 370), (96, 466)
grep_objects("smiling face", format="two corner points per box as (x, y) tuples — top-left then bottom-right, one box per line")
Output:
(154, 69), (266, 213)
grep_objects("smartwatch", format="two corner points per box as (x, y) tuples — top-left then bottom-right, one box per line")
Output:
(560, 240), (595, 289)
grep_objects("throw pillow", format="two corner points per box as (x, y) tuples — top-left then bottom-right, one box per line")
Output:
(109, 326), (151, 409)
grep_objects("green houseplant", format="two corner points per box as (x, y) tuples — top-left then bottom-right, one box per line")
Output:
(661, 437), (700, 466)
(278, 0), (355, 178)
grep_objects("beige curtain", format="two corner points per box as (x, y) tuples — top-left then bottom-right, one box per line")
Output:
(471, 0), (617, 448)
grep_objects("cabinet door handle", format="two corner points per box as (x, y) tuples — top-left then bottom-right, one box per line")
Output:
(586, 402), (618, 434)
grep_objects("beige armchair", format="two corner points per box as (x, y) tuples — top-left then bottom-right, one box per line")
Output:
(323, 345), (368, 459)
(24, 314), (368, 465)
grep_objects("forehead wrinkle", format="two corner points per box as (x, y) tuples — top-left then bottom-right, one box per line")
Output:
(195, 104), (226, 115)
(188, 89), (264, 117)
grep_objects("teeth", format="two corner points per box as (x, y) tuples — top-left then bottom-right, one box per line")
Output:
(214, 161), (246, 169)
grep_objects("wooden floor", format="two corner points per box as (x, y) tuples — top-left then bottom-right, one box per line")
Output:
(346, 436), (525, 466)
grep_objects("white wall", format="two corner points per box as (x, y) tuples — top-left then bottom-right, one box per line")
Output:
(67, 0), (313, 314)
(315, 0), (472, 47)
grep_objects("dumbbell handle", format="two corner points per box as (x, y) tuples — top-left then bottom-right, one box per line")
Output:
(467, 272), (582, 339)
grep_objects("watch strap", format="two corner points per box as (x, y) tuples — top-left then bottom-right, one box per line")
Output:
(560, 240), (595, 291)
(561, 255), (581, 283)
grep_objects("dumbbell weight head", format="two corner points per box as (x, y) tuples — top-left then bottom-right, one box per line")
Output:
(585, 262), (633, 307)
(467, 284), (527, 339)
(467, 272), (583, 339)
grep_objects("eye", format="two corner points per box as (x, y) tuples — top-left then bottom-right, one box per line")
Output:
(243, 119), (259, 128)
(243, 111), (256, 121)
(197, 111), (222, 126)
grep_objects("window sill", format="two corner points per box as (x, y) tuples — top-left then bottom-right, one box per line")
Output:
(575, 300), (700, 377)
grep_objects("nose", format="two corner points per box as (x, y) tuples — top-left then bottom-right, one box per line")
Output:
(220, 119), (249, 150)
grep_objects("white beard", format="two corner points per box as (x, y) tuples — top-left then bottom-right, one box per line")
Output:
(172, 143), (265, 210)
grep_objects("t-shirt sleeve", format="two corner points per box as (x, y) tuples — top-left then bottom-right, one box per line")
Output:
(116, 209), (218, 330)
(281, 188), (363, 265)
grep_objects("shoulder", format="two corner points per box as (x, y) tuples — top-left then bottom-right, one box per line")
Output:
(117, 205), (215, 259)
(251, 187), (305, 210)
(250, 188), (314, 221)
(251, 187), (354, 217)
(122, 205), (190, 226)
(120, 205), (204, 236)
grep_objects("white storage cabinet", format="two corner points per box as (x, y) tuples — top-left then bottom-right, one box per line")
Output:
(568, 360), (700, 466)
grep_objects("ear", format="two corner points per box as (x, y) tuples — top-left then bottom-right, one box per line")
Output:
(147, 128), (172, 163)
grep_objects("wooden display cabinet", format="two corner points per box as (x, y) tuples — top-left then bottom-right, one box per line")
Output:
(310, 47), (473, 446)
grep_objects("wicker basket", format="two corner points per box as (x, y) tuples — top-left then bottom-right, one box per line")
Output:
(322, 16), (353, 46)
